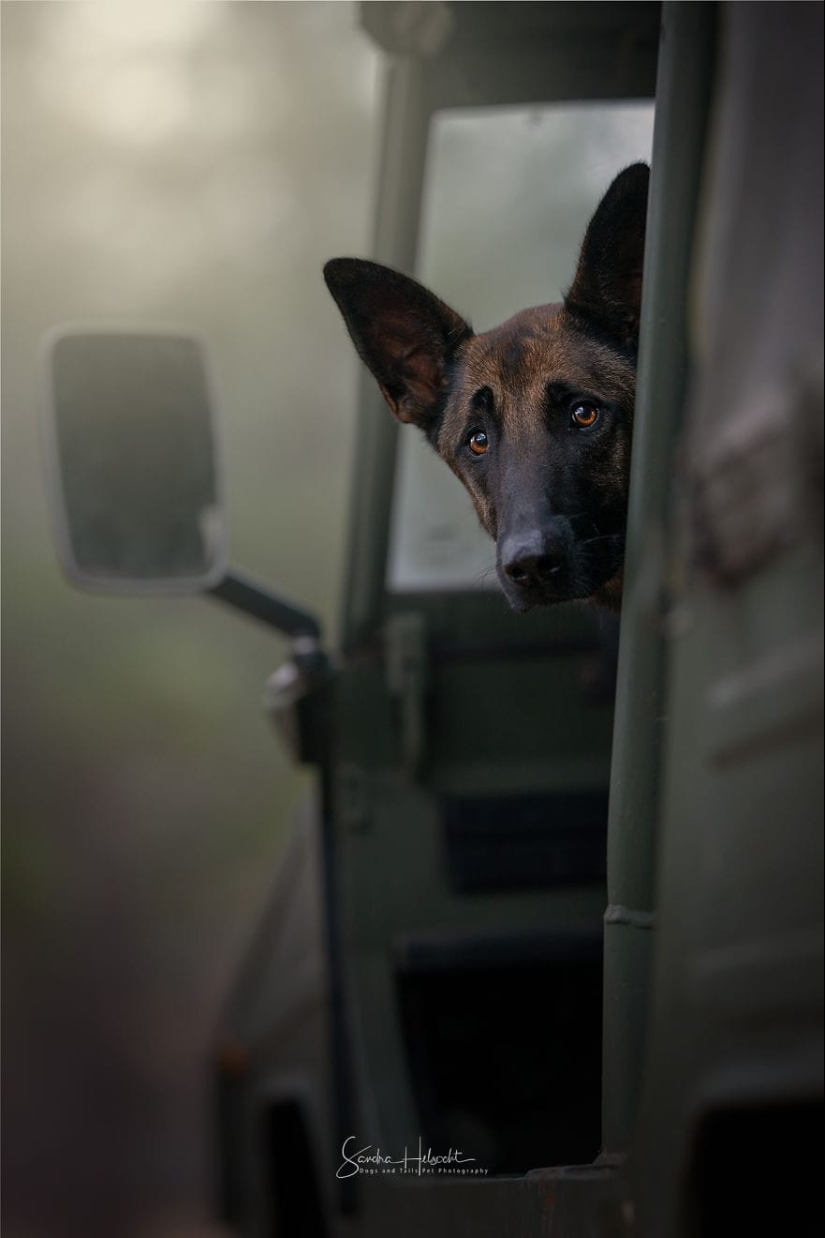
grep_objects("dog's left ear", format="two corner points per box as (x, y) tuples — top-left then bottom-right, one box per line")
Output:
(565, 162), (649, 349)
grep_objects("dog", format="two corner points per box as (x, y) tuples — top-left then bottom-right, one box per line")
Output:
(324, 163), (648, 613)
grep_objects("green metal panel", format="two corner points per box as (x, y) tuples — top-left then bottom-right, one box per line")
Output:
(633, 3), (824, 1234)
(341, 57), (432, 651)
(601, 1), (719, 1159)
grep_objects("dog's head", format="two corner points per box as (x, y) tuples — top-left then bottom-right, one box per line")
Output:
(324, 163), (648, 613)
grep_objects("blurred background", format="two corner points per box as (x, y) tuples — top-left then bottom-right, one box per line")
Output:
(2, 4), (381, 1235)
(1, 3), (655, 1234)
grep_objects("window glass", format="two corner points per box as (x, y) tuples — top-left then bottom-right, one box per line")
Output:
(386, 102), (655, 592)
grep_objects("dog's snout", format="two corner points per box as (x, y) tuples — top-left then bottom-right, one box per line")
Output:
(503, 548), (562, 586)
(500, 530), (567, 592)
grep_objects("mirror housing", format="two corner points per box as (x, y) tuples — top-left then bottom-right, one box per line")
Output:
(42, 325), (228, 593)
(41, 323), (327, 654)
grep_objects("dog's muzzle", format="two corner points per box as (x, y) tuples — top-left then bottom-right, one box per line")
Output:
(497, 524), (571, 610)
(497, 520), (623, 611)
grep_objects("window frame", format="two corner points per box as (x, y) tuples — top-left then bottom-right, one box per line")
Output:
(338, 8), (661, 655)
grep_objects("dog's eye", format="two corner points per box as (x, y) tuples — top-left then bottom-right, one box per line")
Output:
(467, 430), (489, 456)
(571, 403), (600, 429)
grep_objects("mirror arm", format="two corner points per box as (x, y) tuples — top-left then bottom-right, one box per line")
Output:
(209, 569), (322, 641)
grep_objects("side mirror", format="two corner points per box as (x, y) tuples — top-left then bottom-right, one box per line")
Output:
(42, 326), (228, 592)
(41, 322), (327, 677)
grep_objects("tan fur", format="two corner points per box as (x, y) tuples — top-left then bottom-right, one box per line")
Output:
(324, 163), (649, 612)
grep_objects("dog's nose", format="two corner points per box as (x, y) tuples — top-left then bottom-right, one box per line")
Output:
(500, 538), (564, 588)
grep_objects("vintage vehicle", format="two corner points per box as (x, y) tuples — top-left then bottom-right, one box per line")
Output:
(42, 3), (822, 1236)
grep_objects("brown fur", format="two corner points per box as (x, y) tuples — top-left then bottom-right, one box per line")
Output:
(324, 164), (649, 613)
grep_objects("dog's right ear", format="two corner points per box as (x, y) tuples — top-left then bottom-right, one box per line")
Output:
(323, 258), (472, 432)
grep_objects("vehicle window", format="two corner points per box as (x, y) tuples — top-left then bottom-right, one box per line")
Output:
(386, 102), (655, 593)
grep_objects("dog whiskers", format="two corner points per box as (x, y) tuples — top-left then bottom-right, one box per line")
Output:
(578, 532), (622, 547)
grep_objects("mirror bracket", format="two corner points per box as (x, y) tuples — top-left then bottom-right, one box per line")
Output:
(209, 568), (322, 641)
